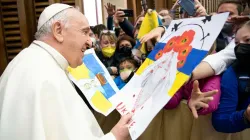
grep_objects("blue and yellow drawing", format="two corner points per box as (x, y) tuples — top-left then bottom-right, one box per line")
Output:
(136, 28), (209, 97)
(68, 53), (117, 114)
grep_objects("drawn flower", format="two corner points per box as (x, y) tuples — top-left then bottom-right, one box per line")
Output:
(155, 50), (163, 60)
(163, 36), (180, 53)
(177, 58), (186, 68)
(174, 30), (195, 52)
(177, 45), (192, 60)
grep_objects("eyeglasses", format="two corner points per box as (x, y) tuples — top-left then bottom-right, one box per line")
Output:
(101, 30), (115, 34)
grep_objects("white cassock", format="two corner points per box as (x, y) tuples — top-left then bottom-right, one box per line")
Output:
(0, 40), (116, 140)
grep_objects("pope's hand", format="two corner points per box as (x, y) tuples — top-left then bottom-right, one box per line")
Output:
(111, 113), (133, 140)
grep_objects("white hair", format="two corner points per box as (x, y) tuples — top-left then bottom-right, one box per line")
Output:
(35, 9), (70, 40)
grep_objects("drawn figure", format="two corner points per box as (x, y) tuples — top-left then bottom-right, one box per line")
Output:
(133, 52), (178, 111)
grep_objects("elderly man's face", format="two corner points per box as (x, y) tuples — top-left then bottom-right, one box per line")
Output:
(61, 9), (91, 68)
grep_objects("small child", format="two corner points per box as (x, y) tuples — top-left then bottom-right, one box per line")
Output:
(114, 57), (140, 89)
(164, 43), (221, 118)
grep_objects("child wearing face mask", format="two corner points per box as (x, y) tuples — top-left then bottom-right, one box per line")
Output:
(164, 43), (222, 119)
(212, 20), (250, 133)
(96, 30), (118, 76)
(114, 57), (140, 89)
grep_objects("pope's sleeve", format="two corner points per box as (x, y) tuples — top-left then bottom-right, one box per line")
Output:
(40, 80), (117, 140)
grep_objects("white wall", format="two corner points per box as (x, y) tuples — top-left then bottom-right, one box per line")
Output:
(83, 0), (127, 26)
(83, 0), (103, 26)
(102, 0), (127, 26)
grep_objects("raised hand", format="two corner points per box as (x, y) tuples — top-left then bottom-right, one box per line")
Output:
(105, 3), (116, 16)
(188, 80), (218, 119)
(194, 0), (207, 17)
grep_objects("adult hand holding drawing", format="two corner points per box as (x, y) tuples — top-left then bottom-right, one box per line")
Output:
(140, 26), (165, 44)
(111, 113), (133, 140)
(188, 80), (218, 119)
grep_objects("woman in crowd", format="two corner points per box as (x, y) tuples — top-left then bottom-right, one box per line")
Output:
(96, 30), (118, 76)
(114, 35), (136, 62)
(212, 21), (250, 133)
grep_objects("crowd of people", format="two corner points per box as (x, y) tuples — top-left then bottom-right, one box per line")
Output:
(90, 0), (250, 134)
(0, 0), (250, 139)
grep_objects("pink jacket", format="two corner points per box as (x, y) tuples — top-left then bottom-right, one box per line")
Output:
(164, 75), (221, 115)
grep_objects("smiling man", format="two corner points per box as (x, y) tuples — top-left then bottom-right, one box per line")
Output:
(0, 3), (132, 140)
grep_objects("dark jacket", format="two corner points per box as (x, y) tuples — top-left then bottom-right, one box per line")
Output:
(96, 51), (119, 75)
(107, 16), (134, 38)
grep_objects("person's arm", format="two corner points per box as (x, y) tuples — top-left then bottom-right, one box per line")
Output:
(107, 16), (114, 30)
(105, 3), (116, 30)
(164, 87), (184, 109)
(114, 27), (121, 37)
(119, 18), (134, 38)
(114, 10), (134, 38)
(192, 41), (236, 81)
(191, 62), (215, 81)
(195, 75), (221, 115)
(139, 26), (166, 44)
(212, 67), (250, 133)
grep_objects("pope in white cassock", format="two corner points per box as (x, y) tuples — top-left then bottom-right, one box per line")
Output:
(0, 3), (132, 140)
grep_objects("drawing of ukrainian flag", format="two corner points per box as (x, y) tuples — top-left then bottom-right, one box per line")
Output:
(135, 12), (230, 99)
(137, 41), (208, 97)
(134, 10), (162, 54)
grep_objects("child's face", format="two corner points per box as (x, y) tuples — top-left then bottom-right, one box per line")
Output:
(119, 61), (136, 81)
(235, 25), (250, 45)
(119, 61), (135, 71)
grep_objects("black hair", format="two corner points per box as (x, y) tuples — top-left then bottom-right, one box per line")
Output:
(116, 35), (136, 51)
(218, 0), (244, 15)
(119, 57), (140, 69)
(93, 24), (107, 38)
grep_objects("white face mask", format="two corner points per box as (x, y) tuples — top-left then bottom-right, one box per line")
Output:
(90, 37), (96, 46)
(120, 69), (133, 81)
